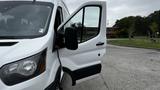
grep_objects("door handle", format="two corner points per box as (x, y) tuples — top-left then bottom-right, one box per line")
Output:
(96, 42), (104, 46)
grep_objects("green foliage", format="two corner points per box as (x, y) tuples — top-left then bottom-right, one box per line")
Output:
(113, 10), (160, 38)
(128, 22), (135, 39)
(116, 29), (128, 38)
(149, 22), (159, 35)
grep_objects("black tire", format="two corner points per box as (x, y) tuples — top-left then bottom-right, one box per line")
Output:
(61, 73), (73, 90)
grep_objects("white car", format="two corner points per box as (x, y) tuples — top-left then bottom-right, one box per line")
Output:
(0, 0), (106, 90)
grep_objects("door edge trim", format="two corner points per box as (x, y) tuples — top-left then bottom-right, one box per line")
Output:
(63, 63), (102, 86)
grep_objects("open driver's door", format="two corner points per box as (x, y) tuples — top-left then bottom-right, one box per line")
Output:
(58, 1), (106, 85)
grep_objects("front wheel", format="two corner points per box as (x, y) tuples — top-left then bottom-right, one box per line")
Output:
(61, 73), (73, 90)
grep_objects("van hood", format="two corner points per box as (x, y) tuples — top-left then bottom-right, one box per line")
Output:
(0, 37), (49, 67)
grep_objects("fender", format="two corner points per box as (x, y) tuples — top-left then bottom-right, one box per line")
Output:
(45, 66), (61, 90)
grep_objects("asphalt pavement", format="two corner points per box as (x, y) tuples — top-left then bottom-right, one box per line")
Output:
(63, 45), (160, 90)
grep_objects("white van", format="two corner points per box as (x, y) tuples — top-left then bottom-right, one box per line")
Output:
(0, 0), (106, 90)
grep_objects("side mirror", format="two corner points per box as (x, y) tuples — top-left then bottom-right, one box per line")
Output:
(65, 27), (78, 50)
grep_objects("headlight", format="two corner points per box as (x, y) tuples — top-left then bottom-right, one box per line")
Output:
(0, 49), (47, 86)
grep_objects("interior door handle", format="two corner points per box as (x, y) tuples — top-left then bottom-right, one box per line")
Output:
(96, 42), (104, 46)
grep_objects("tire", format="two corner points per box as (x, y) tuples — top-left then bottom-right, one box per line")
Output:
(61, 73), (73, 90)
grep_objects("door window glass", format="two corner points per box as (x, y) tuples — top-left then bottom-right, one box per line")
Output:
(59, 6), (101, 43)
(82, 7), (100, 42)
(63, 9), (83, 43)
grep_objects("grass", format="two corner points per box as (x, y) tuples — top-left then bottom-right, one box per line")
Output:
(107, 38), (160, 50)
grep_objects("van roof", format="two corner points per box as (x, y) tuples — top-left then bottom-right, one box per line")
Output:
(0, 0), (63, 4)
(0, 0), (70, 16)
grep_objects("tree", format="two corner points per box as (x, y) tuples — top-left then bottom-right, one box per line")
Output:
(128, 22), (135, 39)
(150, 22), (159, 38)
(112, 10), (160, 38)
(114, 16), (137, 38)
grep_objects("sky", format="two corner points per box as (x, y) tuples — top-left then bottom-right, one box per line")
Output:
(63, 0), (160, 27)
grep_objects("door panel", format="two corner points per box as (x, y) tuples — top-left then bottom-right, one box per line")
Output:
(58, 1), (106, 85)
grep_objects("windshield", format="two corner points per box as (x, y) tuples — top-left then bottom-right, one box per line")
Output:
(0, 1), (53, 39)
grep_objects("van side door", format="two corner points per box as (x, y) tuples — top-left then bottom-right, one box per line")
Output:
(58, 1), (106, 85)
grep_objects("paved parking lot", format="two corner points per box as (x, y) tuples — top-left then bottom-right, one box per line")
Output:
(63, 45), (160, 90)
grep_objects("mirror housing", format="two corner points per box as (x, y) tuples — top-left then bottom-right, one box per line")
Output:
(65, 27), (78, 50)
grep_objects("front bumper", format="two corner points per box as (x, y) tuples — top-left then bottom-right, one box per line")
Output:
(0, 72), (49, 90)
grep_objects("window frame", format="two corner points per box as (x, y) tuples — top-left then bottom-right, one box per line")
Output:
(58, 5), (102, 43)
(52, 6), (64, 52)
(81, 6), (102, 43)
(54, 6), (64, 31)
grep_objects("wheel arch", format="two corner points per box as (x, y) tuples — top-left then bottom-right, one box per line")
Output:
(62, 67), (76, 86)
